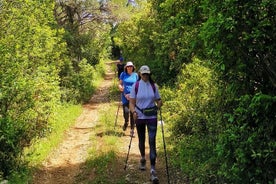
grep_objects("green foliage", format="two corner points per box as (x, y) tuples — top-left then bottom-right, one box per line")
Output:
(160, 58), (222, 182)
(200, 0), (276, 93)
(60, 59), (97, 104)
(55, 0), (112, 103)
(0, 0), (65, 177)
(0, 118), (23, 177)
(55, 0), (112, 66)
(217, 93), (276, 183)
(114, 4), (159, 64)
(165, 58), (219, 135)
(114, 0), (206, 84)
(175, 135), (219, 183)
(195, 1), (276, 182)
(152, 0), (206, 84)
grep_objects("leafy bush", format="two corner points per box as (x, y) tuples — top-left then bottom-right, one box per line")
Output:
(167, 58), (219, 135)
(60, 58), (106, 104)
(0, 118), (24, 176)
(164, 59), (276, 183)
(0, 0), (64, 177)
(217, 94), (276, 183)
(161, 58), (222, 182)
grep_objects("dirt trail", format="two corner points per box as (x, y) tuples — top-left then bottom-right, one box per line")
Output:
(32, 61), (116, 184)
(32, 61), (176, 184)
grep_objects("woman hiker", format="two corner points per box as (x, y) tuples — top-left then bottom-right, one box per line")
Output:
(118, 61), (138, 137)
(129, 65), (163, 183)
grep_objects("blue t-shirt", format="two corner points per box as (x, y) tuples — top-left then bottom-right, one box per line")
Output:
(120, 72), (138, 104)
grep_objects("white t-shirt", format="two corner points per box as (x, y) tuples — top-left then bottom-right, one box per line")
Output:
(130, 80), (161, 119)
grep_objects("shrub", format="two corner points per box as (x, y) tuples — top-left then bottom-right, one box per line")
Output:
(161, 58), (222, 182)
(217, 93), (276, 183)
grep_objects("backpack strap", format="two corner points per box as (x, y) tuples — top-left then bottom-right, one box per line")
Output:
(151, 82), (156, 93)
(135, 81), (139, 94)
(135, 80), (156, 95)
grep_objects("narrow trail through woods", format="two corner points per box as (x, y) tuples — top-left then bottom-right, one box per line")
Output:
(32, 61), (116, 184)
(32, 61), (182, 184)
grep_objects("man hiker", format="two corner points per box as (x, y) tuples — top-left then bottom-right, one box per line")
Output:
(117, 56), (125, 79)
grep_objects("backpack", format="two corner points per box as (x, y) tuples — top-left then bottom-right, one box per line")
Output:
(135, 80), (156, 94)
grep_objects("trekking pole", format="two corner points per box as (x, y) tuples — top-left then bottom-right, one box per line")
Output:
(159, 109), (170, 184)
(114, 93), (122, 129)
(124, 128), (134, 170)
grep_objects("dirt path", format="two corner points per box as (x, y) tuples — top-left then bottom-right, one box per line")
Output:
(32, 61), (175, 184)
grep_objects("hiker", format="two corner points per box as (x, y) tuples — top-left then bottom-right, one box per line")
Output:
(126, 0), (137, 7)
(118, 61), (138, 136)
(129, 65), (163, 183)
(117, 56), (125, 79)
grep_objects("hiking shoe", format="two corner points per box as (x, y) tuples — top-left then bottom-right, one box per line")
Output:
(122, 123), (128, 131)
(150, 169), (159, 184)
(139, 158), (146, 170)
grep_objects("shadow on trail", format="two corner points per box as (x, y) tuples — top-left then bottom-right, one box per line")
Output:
(96, 129), (125, 137)
(32, 164), (82, 184)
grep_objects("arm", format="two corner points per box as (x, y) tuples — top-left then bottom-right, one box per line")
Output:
(129, 98), (137, 120)
(129, 98), (136, 113)
(154, 84), (162, 109)
(118, 79), (124, 92)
